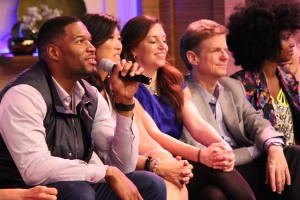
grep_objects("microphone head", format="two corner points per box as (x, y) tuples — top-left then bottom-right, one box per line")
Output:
(99, 58), (116, 72)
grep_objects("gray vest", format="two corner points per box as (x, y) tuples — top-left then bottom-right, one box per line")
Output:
(0, 60), (98, 187)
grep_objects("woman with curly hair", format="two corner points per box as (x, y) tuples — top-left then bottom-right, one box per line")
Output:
(282, 38), (300, 93)
(228, 0), (300, 146)
(228, 1), (300, 199)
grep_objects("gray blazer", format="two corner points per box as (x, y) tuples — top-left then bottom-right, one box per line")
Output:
(180, 73), (283, 166)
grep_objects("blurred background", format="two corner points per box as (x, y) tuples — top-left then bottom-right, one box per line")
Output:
(0, 0), (245, 89)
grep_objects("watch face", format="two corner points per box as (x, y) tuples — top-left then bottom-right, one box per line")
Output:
(271, 142), (283, 147)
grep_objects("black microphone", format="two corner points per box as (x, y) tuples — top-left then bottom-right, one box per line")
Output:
(99, 58), (152, 85)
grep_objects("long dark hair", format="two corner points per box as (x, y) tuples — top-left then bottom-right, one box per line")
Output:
(121, 15), (184, 122)
(80, 13), (120, 47)
(80, 13), (120, 91)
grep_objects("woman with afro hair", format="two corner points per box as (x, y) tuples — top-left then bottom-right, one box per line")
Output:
(227, 0), (300, 199)
(228, 0), (300, 146)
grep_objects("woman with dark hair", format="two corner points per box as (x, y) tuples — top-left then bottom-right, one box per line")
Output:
(228, 0), (300, 146)
(121, 15), (255, 200)
(80, 13), (193, 200)
(227, 1), (300, 199)
(282, 37), (300, 93)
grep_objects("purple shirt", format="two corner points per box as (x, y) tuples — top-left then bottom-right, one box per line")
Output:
(0, 79), (139, 186)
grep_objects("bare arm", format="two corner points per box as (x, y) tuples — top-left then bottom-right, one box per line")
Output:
(136, 99), (200, 161)
(134, 106), (193, 188)
(182, 87), (225, 146)
(135, 93), (234, 171)
(134, 109), (165, 156)
(182, 88), (235, 171)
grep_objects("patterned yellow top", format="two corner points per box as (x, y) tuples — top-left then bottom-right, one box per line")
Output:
(271, 88), (295, 145)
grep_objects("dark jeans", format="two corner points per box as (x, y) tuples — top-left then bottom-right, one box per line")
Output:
(236, 145), (300, 200)
(47, 171), (166, 200)
(187, 161), (255, 200)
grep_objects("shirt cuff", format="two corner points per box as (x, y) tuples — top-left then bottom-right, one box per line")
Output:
(85, 164), (108, 183)
(263, 138), (285, 152)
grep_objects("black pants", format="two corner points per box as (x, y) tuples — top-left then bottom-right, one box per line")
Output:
(187, 161), (255, 200)
(47, 171), (166, 200)
(236, 145), (300, 200)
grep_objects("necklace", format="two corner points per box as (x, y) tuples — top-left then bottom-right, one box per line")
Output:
(144, 84), (159, 95)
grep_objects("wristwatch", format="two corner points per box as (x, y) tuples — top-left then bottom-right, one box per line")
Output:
(114, 100), (135, 111)
(269, 142), (284, 148)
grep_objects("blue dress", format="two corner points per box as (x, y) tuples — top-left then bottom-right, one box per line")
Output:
(135, 84), (183, 139)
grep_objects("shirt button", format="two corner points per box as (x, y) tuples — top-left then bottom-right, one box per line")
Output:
(90, 177), (95, 182)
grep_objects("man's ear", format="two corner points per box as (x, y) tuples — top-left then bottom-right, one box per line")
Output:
(186, 50), (199, 66)
(47, 44), (60, 61)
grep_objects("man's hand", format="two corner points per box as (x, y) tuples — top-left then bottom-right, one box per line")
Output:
(265, 145), (291, 194)
(110, 60), (143, 104)
(3, 186), (58, 200)
(23, 186), (57, 200)
(200, 142), (235, 172)
(105, 166), (143, 200)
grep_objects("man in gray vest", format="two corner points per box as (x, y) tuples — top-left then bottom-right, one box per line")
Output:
(180, 19), (300, 199)
(0, 16), (166, 200)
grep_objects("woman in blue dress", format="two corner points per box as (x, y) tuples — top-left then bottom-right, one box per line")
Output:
(121, 15), (255, 200)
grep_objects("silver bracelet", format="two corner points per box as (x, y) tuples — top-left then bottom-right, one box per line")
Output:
(152, 158), (160, 174)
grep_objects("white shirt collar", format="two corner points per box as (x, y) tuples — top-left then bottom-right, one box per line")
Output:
(51, 77), (85, 110)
